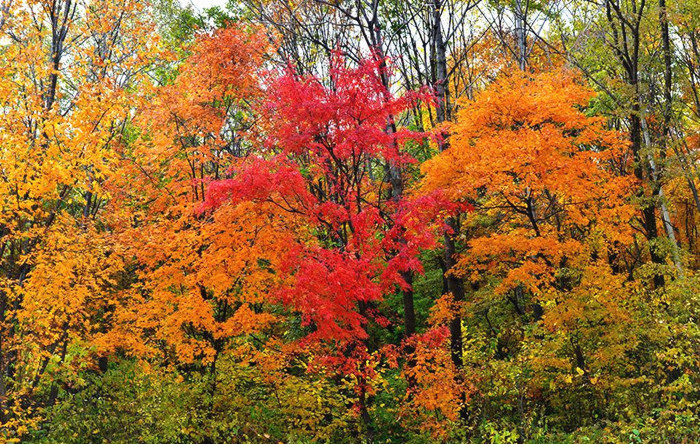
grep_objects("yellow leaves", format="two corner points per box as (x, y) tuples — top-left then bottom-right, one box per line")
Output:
(0, 0), (167, 434)
(0, 1), (161, 440)
(20, 212), (120, 327)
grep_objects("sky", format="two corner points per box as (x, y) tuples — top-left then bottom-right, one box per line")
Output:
(180, 0), (226, 11)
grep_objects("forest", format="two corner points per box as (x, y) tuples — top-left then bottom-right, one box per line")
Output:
(0, 0), (699, 442)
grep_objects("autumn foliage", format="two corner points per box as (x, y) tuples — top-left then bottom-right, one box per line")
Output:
(3, 1), (700, 443)
(204, 56), (436, 345)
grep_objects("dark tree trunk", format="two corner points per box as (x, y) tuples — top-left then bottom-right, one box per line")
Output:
(432, 0), (468, 420)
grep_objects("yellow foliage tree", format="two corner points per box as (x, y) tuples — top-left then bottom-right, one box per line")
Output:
(0, 0), (162, 437)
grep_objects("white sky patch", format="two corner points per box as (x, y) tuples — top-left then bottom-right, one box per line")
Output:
(180, 0), (226, 11)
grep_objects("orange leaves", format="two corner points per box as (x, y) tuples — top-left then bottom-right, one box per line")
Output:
(422, 68), (635, 295)
(427, 293), (458, 326)
(401, 327), (469, 437)
(462, 233), (584, 294)
(418, 69), (644, 410)
(98, 25), (283, 367)
(217, 304), (277, 339)
(185, 26), (269, 102)
(147, 25), (269, 145)
(105, 198), (292, 364)
(423, 70), (632, 208)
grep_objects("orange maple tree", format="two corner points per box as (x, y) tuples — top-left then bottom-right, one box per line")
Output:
(422, 69), (634, 295)
(99, 25), (275, 366)
(421, 69), (640, 406)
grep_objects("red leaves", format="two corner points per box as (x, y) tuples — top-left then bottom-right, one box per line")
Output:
(278, 245), (383, 344)
(263, 54), (426, 166)
(202, 156), (313, 213)
(203, 54), (438, 354)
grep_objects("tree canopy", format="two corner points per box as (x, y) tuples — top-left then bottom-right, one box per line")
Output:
(1, 0), (700, 443)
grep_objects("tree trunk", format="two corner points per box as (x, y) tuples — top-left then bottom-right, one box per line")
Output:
(641, 116), (682, 274)
(432, 0), (468, 420)
(514, 0), (528, 70)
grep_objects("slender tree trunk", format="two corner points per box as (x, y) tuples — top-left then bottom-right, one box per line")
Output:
(654, 0), (683, 274)
(632, 108), (665, 287)
(369, 9), (418, 344)
(602, 0), (665, 286)
(659, 0), (672, 138)
(669, 130), (700, 213)
(432, 0), (468, 420)
(641, 116), (682, 273)
(514, 0), (528, 70)
(402, 271), (416, 337)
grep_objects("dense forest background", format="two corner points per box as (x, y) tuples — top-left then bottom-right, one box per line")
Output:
(0, 0), (699, 442)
